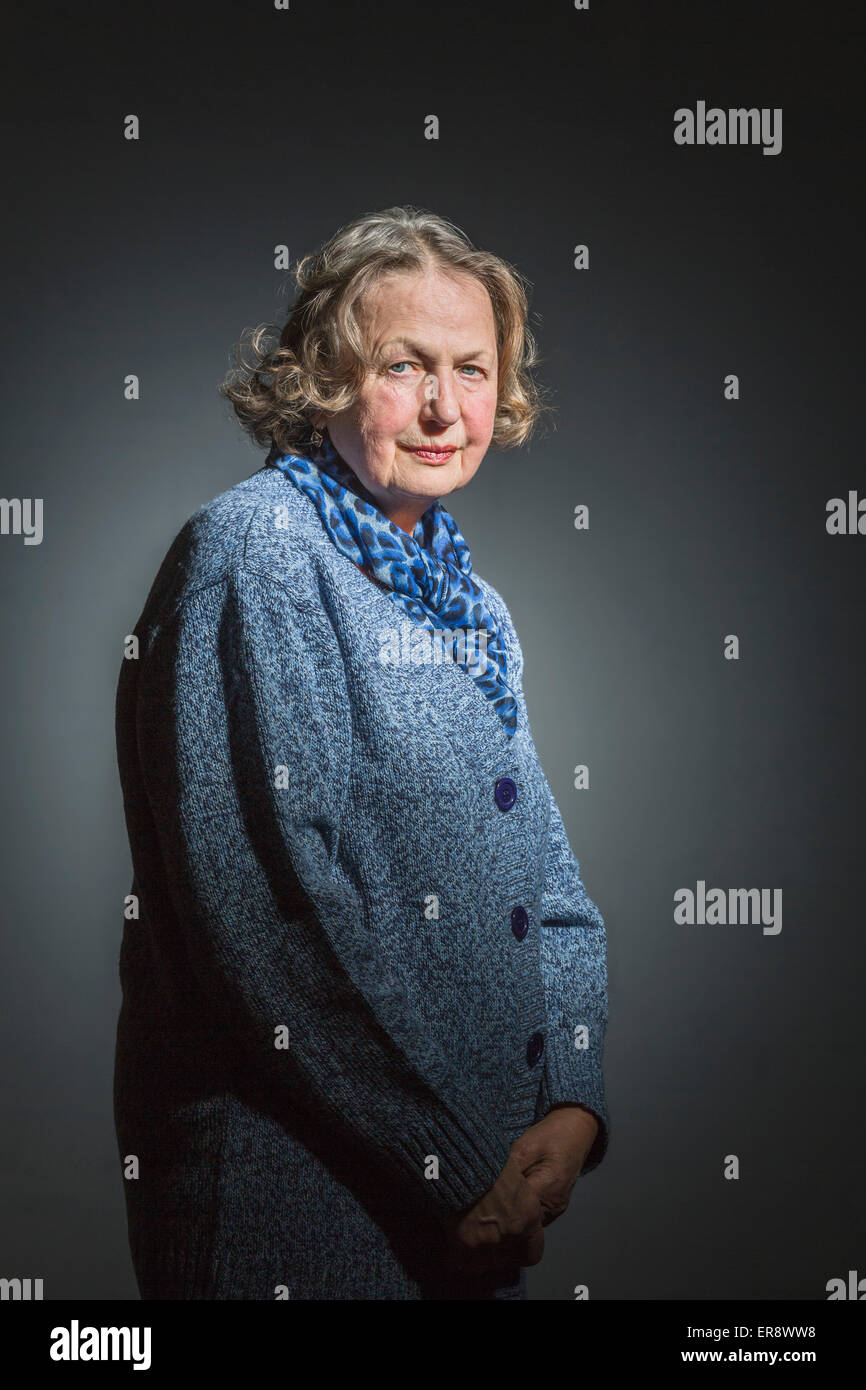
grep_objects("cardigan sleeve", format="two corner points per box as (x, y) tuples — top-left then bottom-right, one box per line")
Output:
(126, 564), (513, 1224)
(490, 589), (610, 1176)
(534, 792), (610, 1176)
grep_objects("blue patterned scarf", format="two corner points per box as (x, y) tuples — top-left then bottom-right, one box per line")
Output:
(266, 436), (517, 736)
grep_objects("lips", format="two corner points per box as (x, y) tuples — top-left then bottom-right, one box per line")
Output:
(405, 446), (458, 464)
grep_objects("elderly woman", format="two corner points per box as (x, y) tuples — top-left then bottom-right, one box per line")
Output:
(113, 205), (610, 1301)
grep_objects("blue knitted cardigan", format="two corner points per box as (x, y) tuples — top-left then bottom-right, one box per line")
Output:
(113, 451), (610, 1301)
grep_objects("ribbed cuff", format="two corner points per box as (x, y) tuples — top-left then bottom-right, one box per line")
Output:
(536, 1023), (609, 1175)
(388, 1091), (515, 1219)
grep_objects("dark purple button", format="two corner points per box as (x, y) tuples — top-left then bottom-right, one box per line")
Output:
(526, 1032), (544, 1067)
(511, 905), (529, 940)
(494, 777), (517, 811)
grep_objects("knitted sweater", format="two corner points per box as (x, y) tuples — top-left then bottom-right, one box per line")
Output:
(113, 456), (610, 1300)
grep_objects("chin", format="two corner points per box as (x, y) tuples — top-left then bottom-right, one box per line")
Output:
(412, 454), (470, 486)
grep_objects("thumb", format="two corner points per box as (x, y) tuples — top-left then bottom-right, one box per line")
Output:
(521, 1156), (555, 1193)
(509, 1131), (546, 1170)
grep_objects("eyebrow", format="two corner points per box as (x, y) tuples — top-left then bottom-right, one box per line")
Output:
(379, 338), (495, 362)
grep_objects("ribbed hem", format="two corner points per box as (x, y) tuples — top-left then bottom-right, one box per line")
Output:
(132, 1237), (525, 1301)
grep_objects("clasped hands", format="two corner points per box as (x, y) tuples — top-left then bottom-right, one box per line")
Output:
(442, 1104), (599, 1278)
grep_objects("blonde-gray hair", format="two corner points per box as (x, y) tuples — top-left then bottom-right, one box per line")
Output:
(219, 205), (552, 456)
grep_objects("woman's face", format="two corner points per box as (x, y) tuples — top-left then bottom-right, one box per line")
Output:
(317, 266), (499, 533)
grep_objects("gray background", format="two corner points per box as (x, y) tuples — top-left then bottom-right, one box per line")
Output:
(1, 0), (862, 1298)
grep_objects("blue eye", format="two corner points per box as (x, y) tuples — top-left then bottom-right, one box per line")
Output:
(387, 360), (484, 378)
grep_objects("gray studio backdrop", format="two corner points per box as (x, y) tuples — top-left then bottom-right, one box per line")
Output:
(1, 0), (861, 1298)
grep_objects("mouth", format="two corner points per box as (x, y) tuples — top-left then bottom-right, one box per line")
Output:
(402, 445), (459, 464)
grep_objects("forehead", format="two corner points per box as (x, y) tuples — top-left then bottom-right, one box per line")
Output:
(359, 267), (496, 347)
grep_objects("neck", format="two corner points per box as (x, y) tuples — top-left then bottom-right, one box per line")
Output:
(315, 441), (434, 534)
(383, 502), (430, 535)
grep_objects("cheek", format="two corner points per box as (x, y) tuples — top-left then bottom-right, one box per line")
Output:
(361, 382), (416, 436)
(464, 384), (499, 441)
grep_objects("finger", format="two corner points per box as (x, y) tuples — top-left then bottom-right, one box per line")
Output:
(522, 1224), (545, 1267)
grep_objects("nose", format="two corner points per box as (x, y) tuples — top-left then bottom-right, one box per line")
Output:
(420, 370), (461, 428)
